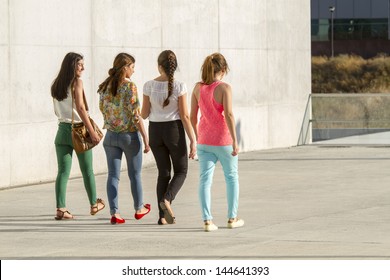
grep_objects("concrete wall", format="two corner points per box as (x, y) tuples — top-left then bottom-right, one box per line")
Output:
(0, 0), (311, 189)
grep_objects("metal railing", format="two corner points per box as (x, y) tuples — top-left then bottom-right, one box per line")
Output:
(298, 93), (390, 145)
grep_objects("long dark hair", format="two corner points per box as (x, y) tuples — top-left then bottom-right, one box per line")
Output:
(158, 50), (177, 107)
(51, 52), (83, 101)
(98, 53), (135, 97)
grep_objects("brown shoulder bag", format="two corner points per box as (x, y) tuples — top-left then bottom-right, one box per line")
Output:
(71, 87), (103, 153)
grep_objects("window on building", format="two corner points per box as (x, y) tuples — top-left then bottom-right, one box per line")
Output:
(312, 18), (389, 41)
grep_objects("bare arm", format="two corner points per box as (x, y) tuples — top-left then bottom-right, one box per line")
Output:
(135, 118), (150, 153)
(190, 83), (201, 141)
(128, 84), (150, 153)
(179, 93), (196, 159)
(221, 83), (239, 156)
(73, 78), (101, 144)
(141, 95), (151, 119)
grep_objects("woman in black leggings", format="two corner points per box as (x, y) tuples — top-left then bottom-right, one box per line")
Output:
(141, 50), (196, 225)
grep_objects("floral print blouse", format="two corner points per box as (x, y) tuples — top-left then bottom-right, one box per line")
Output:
(99, 80), (140, 133)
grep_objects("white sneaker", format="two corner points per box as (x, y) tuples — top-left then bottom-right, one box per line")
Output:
(204, 222), (218, 232)
(227, 218), (244, 229)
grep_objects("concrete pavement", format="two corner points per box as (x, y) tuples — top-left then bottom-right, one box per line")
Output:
(1, 145), (390, 259)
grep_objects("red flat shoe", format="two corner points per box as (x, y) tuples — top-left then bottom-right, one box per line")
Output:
(134, 204), (151, 220)
(110, 216), (125, 224)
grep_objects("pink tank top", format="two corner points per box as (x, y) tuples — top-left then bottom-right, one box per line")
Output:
(198, 81), (233, 146)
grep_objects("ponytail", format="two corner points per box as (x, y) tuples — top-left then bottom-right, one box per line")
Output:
(200, 53), (230, 85)
(98, 53), (135, 96)
(201, 56), (215, 85)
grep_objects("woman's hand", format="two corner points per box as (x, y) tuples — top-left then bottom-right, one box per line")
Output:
(144, 144), (151, 153)
(231, 141), (239, 156)
(90, 130), (102, 145)
(188, 141), (196, 159)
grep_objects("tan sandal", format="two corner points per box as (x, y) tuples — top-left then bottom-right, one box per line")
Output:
(90, 198), (105, 215)
(158, 217), (168, 225)
(55, 209), (74, 220)
(159, 199), (175, 224)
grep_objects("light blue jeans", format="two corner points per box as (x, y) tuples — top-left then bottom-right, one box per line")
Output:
(103, 130), (144, 215)
(197, 144), (239, 221)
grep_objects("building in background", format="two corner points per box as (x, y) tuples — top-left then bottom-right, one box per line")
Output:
(311, 0), (390, 57)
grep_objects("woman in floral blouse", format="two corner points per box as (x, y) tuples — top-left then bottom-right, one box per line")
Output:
(98, 53), (151, 225)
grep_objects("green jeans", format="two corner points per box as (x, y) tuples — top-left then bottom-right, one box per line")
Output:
(54, 122), (97, 208)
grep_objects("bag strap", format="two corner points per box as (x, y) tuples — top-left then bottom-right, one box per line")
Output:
(71, 79), (89, 126)
(71, 85), (75, 126)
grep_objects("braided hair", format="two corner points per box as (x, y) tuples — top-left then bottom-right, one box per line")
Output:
(98, 53), (135, 96)
(158, 50), (177, 107)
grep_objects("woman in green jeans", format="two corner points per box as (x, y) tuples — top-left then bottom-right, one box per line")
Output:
(51, 52), (105, 220)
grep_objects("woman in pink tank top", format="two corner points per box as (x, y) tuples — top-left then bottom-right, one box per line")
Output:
(190, 53), (244, 232)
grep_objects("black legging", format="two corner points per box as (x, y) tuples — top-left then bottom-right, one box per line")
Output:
(149, 120), (188, 218)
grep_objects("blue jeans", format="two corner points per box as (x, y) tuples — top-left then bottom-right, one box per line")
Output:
(197, 144), (239, 221)
(103, 130), (144, 215)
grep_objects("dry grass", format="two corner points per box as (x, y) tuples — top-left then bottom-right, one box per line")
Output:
(312, 54), (390, 93)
